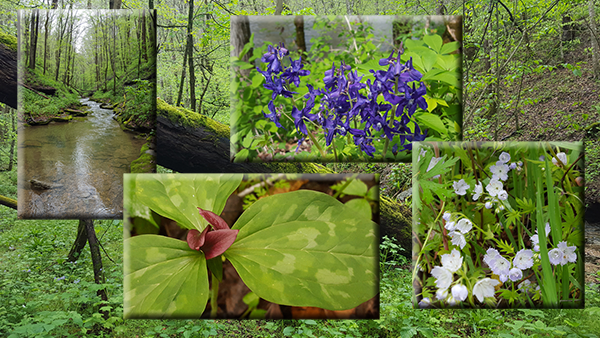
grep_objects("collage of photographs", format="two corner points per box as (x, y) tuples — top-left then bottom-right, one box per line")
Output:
(0, 0), (599, 336)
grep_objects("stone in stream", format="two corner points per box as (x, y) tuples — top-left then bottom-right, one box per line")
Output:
(30, 178), (63, 190)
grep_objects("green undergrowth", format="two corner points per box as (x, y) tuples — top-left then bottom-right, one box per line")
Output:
(23, 68), (81, 118)
(1, 167), (599, 337)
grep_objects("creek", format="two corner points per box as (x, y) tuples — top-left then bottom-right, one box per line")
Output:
(18, 98), (145, 218)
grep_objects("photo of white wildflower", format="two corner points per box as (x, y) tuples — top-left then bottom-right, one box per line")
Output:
(412, 142), (584, 309)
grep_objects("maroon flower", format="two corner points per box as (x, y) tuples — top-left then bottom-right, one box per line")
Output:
(186, 207), (239, 259)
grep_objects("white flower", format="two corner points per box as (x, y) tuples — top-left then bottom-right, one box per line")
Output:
(497, 205), (505, 212)
(418, 148), (427, 162)
(445, 221), (456, 231)
(448, 231), (467, 249)
(544, 223), (551, 235)
(531, 234), (540, 252)
(431, 266), (454, 290)
(497, 190), (508, 201)
(436, 287), (449, 300)
(485, 201), (493, 209)
(442, 212), (452, 222)
(489, 255), (511, 276)
(509, 267), (523, 282)
(473, 182), (483, 201)
(427, 157), (443, 178)
(539, 155), (545, 161)
(441, 248), (463, 273)
(446, 294), (459, 306)
(418, 297), (431, 308)
(451, 284), (469, 302)
(473, 278), (500, 303)
(548, 248), (563, 265)
(456, 218), (472, 234)
(483, 248), (501, 266)
(453, 179), (470, 196)
(499, 274), (508, 283)
(509, 162), (517, 170)
(486, 179), (503, 197)
(499, 152), (511, 163)
(513, 249), (534, 270)
(557, 241), (577, 264)
(490, 162), (510, 181)
(552, 152), (568, 166)
(517, 161), (523, 167)
(518, 280), (531, 292)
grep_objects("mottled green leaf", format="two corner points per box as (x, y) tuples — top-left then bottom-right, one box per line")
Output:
(125, 174), (242, 231)
(124, 235), (209, 318)
(225, 190), (378, 311)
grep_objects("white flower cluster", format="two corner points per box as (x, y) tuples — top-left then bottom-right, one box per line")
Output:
(551, 152), (568, 167)
(426, 248), (469, 307)
(483, 247), (534, 283)
(452, 152), (523, 213)
(531, 222), (578, 266)
(444, 213), (472, 249)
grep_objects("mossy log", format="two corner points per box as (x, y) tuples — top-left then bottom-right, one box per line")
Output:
(0, 194), (17, 210)
(156, 98), (412, 254)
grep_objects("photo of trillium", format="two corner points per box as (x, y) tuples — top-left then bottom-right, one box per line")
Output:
(231, 16), (461, 163)
(123, 173), (378, 319)
(412, 142), (584, 308)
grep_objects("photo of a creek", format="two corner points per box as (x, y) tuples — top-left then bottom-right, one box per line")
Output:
(17, 9), (156, 219)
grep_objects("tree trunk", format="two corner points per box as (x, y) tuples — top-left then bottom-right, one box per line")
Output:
(231, 16), (252, 78)
(67, 220), (88, 262)
(187, 0), (196, 112)
(83, 219), (109, 319)
(28, 10), (39, 70)
(141, 9), (148, 62)
(43, 11), (49, 75)
(275, 0), (283, 15)
(0, 195), (17, 210)
(294, 16), (306, 57)
(110, 0), (122, 9)
(176, 43), (188, 107)
(590, 0), (600, 79)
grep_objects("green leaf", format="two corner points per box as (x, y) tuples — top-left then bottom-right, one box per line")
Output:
(340, 179), (368, 196)
(345, 198), (371, 220)
(242, 292), (260, 308)
(225, 190), (377, 311)
(440, 41), (459, 54)
(423, 34), (443, 53)
(124, 235), (209, 318)
(125, 174), (242, 231)
(413, 112), (448, 135)
(251, 73), (264, 89)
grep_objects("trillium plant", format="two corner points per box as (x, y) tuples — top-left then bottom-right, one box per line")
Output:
(123, 174), (378, 318)
(231, 16), (461, 162)
(413, 142), (584, 308)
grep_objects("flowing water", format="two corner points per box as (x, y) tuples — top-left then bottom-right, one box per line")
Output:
(18, 98), (145, 218)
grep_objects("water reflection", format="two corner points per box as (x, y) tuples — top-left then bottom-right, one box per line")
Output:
(18, 98), (146, 218)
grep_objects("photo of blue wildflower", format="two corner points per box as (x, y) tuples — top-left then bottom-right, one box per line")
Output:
(231, 16), (461, 162)
(412, 142), (584, 308)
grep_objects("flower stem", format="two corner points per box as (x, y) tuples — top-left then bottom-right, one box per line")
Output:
(307, 131), (326, 158)
(210, 273), (219, 319)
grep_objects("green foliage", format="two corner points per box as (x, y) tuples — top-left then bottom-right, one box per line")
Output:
(122, 80), (154, 122)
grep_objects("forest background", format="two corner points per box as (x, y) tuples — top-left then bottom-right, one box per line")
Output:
(0, 0), (599, 337)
